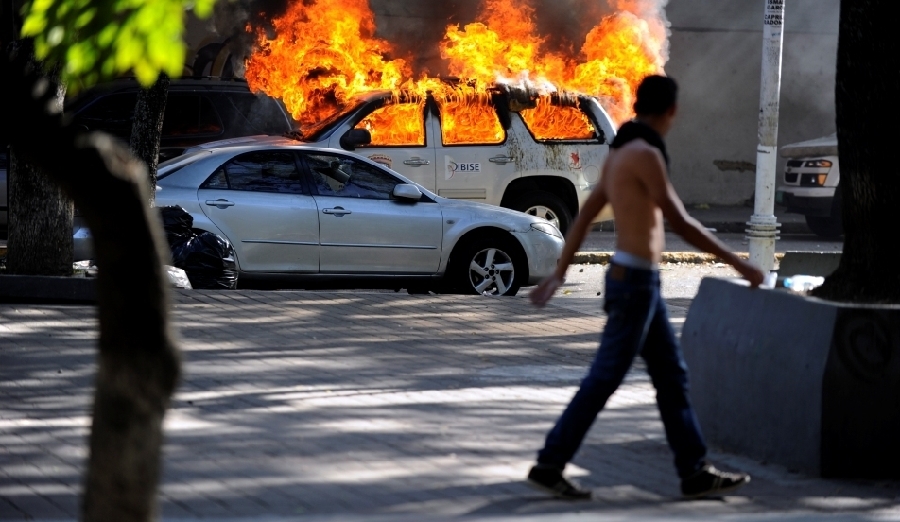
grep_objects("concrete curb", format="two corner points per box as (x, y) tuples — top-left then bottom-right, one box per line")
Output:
(593, 221), (810, 235)
(0, 274), (96, 303)
(574, 251), (786, 265)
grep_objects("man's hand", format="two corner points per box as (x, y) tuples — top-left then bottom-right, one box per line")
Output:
(529, 275), (565, 307)
(732, 258), (766, 287)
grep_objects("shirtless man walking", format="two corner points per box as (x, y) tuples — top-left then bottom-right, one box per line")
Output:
(527, 75), (765, 499)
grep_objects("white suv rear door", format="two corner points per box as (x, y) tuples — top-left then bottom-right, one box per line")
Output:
(432, 101), (518, 205)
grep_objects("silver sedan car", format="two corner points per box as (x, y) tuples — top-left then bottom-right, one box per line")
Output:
(153, 136), (563, 295)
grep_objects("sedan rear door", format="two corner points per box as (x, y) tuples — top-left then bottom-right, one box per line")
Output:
(298, 151), (443, 274)
(197, 150), (320, 272)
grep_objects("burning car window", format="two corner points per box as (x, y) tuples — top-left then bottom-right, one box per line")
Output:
(437, 96), (504, 145)
(354, 103), (425, 147)
(297, 101), (364, 143)
(519, 99), (596, 141)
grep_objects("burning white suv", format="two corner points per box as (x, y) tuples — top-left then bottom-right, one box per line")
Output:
(775, 133), (841, 238)
(285, 88), (616, 234)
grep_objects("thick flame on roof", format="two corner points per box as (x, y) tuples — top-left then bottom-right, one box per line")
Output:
(245, 0), (668, 144)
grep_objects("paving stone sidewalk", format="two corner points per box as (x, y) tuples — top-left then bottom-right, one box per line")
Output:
(1, 290), (898, 521)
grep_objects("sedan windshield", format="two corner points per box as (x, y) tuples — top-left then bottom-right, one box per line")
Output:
(294, 101), (364, 142)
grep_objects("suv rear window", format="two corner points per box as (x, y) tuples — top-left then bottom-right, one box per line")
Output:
(519, 99), (596, 141)
(215, 93), (292, 136)
(75, 93), (138, 138)
(163, 95), (223, 137)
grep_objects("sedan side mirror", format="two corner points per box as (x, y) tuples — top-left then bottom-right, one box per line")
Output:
(339, 128), (372, 151)
(392, 183), (422, 202)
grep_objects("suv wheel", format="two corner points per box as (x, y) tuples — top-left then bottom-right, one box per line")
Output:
(508, 191), (572, 235)
(448, 235), (525, 296)
(805, 191), (843, 238)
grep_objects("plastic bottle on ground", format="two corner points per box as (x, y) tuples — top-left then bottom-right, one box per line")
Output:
(783, 275), (825, 292)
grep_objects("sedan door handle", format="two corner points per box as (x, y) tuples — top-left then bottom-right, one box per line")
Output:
(403, 157), (431, 166)
(489, 155), (514, 164)
(205, 199), (235, 208)
(322, 207), (352, 216)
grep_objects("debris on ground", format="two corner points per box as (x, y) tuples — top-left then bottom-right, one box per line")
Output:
(160, 206), (238, 290)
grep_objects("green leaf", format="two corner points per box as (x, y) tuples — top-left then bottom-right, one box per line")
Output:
(20, 0), (213, 90)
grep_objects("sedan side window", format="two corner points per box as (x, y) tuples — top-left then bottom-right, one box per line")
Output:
(304, 154), (398, 200)
(201, 151), (305, 194)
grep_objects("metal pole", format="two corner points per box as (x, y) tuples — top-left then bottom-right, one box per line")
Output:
(747, 0), (784, 271)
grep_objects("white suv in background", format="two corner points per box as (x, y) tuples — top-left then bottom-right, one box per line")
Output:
(282, 88), (616, 234)
(776, 133), (842, 238)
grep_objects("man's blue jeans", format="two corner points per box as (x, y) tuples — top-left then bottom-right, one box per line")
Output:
(537, 263), (708, 478)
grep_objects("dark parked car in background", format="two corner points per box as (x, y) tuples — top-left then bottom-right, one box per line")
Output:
(65, 77), (295, 162)
(1, 78), (294, 240)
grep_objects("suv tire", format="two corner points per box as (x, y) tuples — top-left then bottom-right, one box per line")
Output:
(805, 215), (842, 238)
(448, 235), (526, 296)
(509, 191), (572, 235)
(805, 190), (843, 238)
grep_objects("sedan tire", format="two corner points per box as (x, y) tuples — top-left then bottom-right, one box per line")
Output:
(449, 235), (526, 296)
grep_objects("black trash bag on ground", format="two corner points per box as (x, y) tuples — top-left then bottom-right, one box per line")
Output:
(158, 205), (194, 249)
(178, 232), (238, 290)
(157, 206), (238, 290)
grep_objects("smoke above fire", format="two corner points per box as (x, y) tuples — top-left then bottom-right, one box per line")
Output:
(240, 0), (670, 129)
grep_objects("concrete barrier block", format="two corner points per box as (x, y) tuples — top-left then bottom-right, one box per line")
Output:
(682, 277), (900, 478)
(778, 251), (842, 277)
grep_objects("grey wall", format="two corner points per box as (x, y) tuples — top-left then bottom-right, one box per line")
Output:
(666, 0), (839, 204)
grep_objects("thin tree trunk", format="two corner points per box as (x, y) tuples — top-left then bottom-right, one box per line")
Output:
(130, 73), (169, 205)
(812, 0), (900, 303)
(3, 49), (178, 521)
(6, 52), (73, 275)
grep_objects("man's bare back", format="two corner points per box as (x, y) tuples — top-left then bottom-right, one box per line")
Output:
(600, 139), (668, 264)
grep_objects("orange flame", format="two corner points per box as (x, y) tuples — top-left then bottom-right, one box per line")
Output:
(243, 0), (409, 127)
(245, 0), (668, 144)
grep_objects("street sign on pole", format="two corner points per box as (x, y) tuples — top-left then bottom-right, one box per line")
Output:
(747, 0), (784, 271)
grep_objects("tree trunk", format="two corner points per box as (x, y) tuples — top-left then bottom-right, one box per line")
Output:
(812, 0), (900, 303)
(3, 51), (178, 522)
(6, 52), (73, 275)
(130, 74), (169, 205)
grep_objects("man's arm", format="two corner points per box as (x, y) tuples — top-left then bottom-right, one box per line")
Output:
(529, 179), (608, 307)
(638, 149), (765, 286)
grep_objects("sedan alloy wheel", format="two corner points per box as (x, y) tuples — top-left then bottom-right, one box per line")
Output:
(468, 247), (516, 296)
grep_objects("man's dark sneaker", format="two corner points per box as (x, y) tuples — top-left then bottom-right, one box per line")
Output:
(681, 464), (750, 498)
(527, 465), (592, 499)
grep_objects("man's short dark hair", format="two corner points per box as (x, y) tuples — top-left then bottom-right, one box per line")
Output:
(633, 75), (678, 116)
